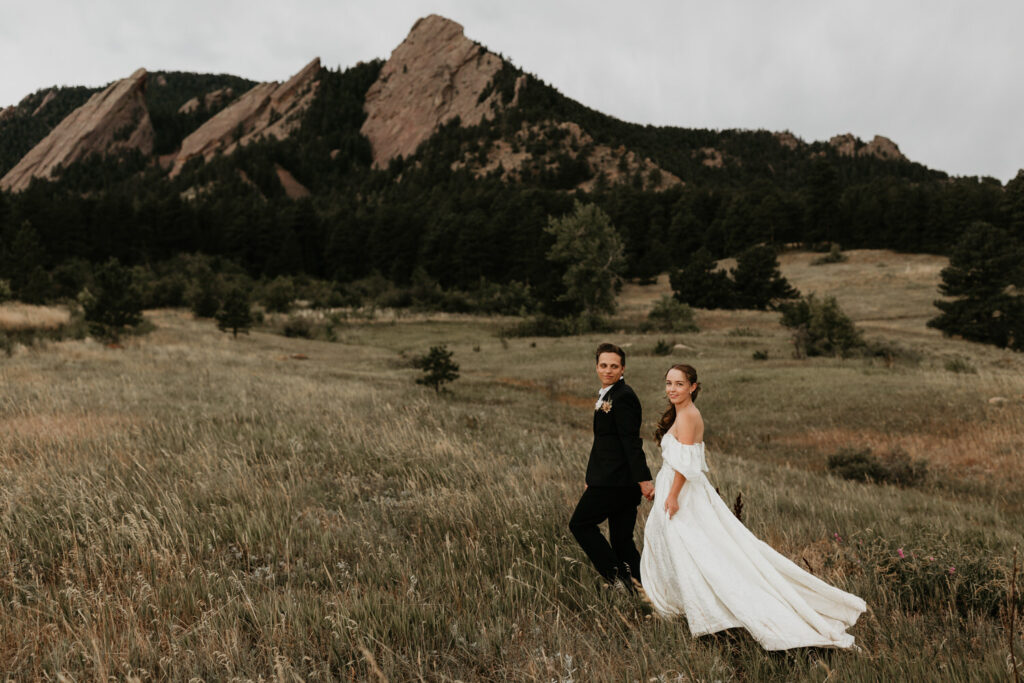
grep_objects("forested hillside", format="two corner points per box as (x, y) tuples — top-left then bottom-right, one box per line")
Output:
(1, 23), (1022, 314)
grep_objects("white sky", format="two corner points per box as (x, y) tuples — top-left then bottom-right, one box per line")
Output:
(2, 0), (1021, 181)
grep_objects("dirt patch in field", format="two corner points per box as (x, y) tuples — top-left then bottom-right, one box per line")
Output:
(496, 376), (595, 409)
(775, 419), (1024, 482)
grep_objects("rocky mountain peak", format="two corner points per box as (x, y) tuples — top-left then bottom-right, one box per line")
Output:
(0, 68), (154, 192)
(169, 58), (321, 177)
(360, 14), (506, 167)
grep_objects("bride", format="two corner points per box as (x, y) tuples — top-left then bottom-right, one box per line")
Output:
(639, 364), (867, 650)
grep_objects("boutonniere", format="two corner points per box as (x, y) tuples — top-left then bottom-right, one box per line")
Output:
(599, 400), (613, 413)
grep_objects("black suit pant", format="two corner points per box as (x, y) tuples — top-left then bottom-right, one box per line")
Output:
(569, 485), (642, 586)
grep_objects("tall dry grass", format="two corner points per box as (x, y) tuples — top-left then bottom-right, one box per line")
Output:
(0, 285), (1022, 679)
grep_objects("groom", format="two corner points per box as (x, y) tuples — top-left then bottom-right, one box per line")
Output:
(569, 342), (654, 589)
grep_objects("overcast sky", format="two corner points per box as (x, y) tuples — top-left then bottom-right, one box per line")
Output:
(2, 1), (1021, 181)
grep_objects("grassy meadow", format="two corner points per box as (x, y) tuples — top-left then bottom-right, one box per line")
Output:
(1, 250), (1023, 681)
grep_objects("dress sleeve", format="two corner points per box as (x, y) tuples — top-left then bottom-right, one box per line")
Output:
(660, 442), (707, 481)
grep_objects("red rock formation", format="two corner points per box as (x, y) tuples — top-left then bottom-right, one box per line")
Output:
(1, 69), (154, 193)
(169, 59), (320, 177)
(361, 15), (506, 167)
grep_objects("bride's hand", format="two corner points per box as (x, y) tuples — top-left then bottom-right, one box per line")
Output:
(664, 497), (679, 520)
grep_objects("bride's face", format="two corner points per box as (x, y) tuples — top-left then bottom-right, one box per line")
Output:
(665, 369), (693, 405)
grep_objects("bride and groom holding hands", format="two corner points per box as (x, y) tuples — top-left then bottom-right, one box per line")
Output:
(569, 343), (866, 651)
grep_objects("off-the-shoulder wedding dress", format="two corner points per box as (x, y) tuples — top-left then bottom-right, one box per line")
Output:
(640, 434), (866, 650)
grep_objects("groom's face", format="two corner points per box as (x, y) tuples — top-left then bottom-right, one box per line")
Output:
(596, 352), (624, 387)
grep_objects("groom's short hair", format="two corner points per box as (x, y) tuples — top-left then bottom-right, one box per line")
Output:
(595, 342), (626, 366)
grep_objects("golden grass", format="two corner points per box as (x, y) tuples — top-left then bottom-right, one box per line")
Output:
(0, 302), (71, 330)
(0, 261), (1022, 679)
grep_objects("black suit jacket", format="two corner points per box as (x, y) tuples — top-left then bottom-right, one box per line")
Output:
(586, 379), (653, 486)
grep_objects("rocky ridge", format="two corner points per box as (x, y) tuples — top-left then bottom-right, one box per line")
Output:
(360, 15), (507, 168)
(452, 120), (683, 191)
(829, 133), (906, 162)
(0, 69), (154, 192)
(169, 58), (321, 177)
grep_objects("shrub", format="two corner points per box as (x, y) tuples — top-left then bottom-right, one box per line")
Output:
(827, 446), (927, 487)
(652, 339), (673, 356)
(752, 349), (769, 360)
(0, 279), (13, 303)
(262, 276), (297, 313)
(779, 294), (864, 357)
(944, 356), (977, 374)
(811, 243), (848, 265)
(863, 338), (923, 366)
(644, 296), (698, 332)
(411, 345), (460, 394)
(282, 315), (313, 338)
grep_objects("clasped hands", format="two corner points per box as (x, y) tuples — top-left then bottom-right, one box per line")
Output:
(639, 480), (655, 502)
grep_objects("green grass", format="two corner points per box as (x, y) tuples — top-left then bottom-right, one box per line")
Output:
(1, 274), (1023, 680)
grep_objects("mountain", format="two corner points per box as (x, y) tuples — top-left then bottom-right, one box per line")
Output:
(0, 14), (1018, 308)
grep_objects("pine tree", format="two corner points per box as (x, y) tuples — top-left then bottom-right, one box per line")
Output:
(216, 287), (253, 338)
(730, 245), (799, 310)
(412, 345), (459, 394)
(928, 221), (1024, 349)
(669, 248), (735, 309)
(80, 258), (144, 342)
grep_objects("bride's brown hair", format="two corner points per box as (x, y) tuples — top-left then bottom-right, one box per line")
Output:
(654, 364), (701, 442)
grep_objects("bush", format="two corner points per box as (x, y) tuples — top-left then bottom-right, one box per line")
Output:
(779, 294), (864, 357)
(644, 296), (698, 332)
(752, 349), (769, 360)
(262, 276), (297, 313)
(652, 339), (673, 356)
(0, 279), (11, 304)
(827, 446), (927, 487)
(811, 243), (848, 265)
(863, 338), (923, 366)
(282, 315), (313, 338)
(944, 356), (977, 374)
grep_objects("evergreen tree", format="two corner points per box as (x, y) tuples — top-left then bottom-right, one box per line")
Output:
(80, 258), (144, 341)
(730, 245), (799, 310)
(669, 247), (735, 309)
(412, 345), (460, 394)
(544, 201), (625, 315)
(927, 221), (1024, 349)
(216, 286), (253, 338)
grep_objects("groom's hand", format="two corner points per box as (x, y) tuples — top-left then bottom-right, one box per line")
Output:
(640, 480), (655, 501)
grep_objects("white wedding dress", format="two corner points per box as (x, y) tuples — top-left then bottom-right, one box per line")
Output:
(640, 434), (867, 650)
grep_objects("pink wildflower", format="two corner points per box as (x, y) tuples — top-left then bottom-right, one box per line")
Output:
(948, 566), (956, 575)
(897, 548), (905, 559)
(833, 532), (843, 543)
